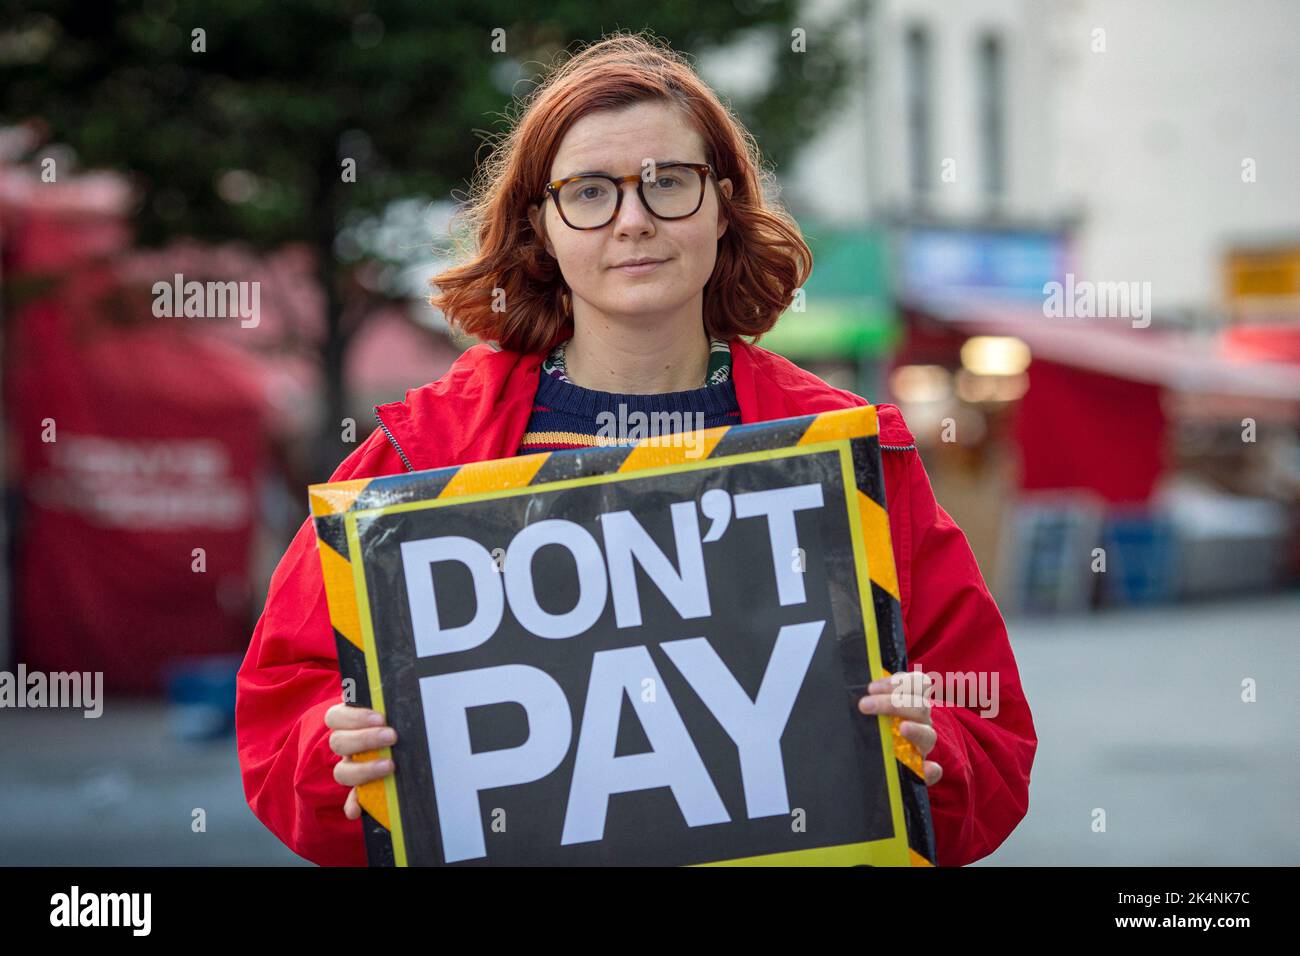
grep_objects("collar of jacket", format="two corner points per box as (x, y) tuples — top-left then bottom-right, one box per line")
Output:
(373, 338), (916, 473)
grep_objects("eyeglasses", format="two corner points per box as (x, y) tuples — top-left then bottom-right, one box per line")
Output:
(540, 162), (718, 230)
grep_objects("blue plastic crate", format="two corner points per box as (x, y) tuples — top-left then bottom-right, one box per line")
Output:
(1100, 512), (1177, 606)
(162, 653), (242, 741)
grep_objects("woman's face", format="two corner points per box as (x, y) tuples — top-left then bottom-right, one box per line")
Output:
(528, 101), (733, 328)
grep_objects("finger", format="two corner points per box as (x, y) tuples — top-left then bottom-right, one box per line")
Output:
(344, 787), (360, 820)
(898, 719), (937, 757)
(325, 702), (387, 731)
(334, 755), (395, 788)
(923, 760), (943, 786)
(858, 693), (931, 723)
(329, 725), (398, 757)
(866, 671), (934, 698)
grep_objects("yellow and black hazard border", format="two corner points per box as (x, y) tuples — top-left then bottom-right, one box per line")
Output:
(309, 405), (936, 867)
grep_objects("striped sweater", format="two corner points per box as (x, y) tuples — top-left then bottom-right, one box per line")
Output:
(516, 337), (741, 453)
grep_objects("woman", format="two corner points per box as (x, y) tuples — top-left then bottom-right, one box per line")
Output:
(236, 32), (1036, 867)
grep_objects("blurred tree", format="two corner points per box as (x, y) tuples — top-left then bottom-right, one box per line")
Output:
(1, 0), (869, 478)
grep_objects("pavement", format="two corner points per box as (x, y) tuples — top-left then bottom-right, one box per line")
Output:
(1, 591), (1296, 866)
(977, 590), (1300, 866)
(0, 698), (306, 866)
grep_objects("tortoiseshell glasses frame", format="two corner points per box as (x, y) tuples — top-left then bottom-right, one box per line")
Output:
(539, 162), (719, 230)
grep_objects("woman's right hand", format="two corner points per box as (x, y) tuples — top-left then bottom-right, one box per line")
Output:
(325, 702), (397, 820)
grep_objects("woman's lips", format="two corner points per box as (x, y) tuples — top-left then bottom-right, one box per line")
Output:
(612, 259), (666, 276)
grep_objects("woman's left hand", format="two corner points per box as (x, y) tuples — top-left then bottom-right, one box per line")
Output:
(859, 671), (943, 786)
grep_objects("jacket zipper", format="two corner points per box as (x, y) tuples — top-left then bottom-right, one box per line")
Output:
(373, 408), (416, 473)
(880, 443), (917, 452)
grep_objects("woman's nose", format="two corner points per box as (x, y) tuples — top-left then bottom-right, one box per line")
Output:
(611, 181), (655, 234)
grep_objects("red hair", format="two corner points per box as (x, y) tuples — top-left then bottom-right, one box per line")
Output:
(429, 30), (813, 354)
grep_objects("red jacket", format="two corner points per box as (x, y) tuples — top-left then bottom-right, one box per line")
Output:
(236, 339), (1037, 866)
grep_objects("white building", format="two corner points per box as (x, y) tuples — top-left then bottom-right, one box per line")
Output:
(711, 0), (1300, 319)
(1045, 0), (1300, 318)
(787, 0), (1058, 226)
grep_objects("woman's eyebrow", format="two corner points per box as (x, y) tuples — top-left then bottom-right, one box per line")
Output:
(556, 159), (692, 179)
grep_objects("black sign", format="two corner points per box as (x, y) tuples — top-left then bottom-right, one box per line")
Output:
(311, 409), (935, 866)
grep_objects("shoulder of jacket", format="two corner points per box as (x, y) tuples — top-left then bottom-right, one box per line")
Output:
(873, 403), (917, 450)
(338, 347), (510, 482)
(414, 342), (501, 395)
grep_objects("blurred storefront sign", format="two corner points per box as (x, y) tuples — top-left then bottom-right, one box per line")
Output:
(761, 226), (899, 395)
(898, 226), (1070, 307)
(1222, 241), (1300, 371)
(761, 299), (896, 358)
(1222, 322), (1300, 365)
(1225, 242), (1300, 323)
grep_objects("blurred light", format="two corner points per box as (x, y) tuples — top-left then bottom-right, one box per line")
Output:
(491, 58), (524, 95)
(961, 335), (1031, 376)
(216, 170), (258, 204)
(955, 369), (1029, 403)
(890, 364), (953, 403)
(0, 15), (59, 64)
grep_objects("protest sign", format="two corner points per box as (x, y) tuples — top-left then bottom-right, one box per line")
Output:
(309, 405), (935, 866)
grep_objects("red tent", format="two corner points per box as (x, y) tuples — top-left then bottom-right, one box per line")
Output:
(3, 167), (271, 692)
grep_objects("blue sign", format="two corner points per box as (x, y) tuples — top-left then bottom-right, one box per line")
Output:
(900, 229), (1069, 301)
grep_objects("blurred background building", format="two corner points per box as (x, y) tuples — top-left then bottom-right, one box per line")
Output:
(0, 0), (1296, 865)
(751, 0), (1300, 608)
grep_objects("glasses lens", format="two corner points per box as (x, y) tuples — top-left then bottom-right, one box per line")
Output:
(557, 177), (617, 228)
(644, 166), (703, 218)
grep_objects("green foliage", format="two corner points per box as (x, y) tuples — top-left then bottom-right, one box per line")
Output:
(2, 0), (867, 248)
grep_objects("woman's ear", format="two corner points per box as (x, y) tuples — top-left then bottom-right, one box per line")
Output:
(716, 178), (733, 241)
(528, 202), (554, 257)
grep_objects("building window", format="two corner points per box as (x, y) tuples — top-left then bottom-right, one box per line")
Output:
(904, 24), (932, 206)
(978, 33), (1005, 201)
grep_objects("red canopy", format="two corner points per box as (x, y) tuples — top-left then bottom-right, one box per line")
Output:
(7, 297), (270, 691)
(3, 165), (272, 692)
